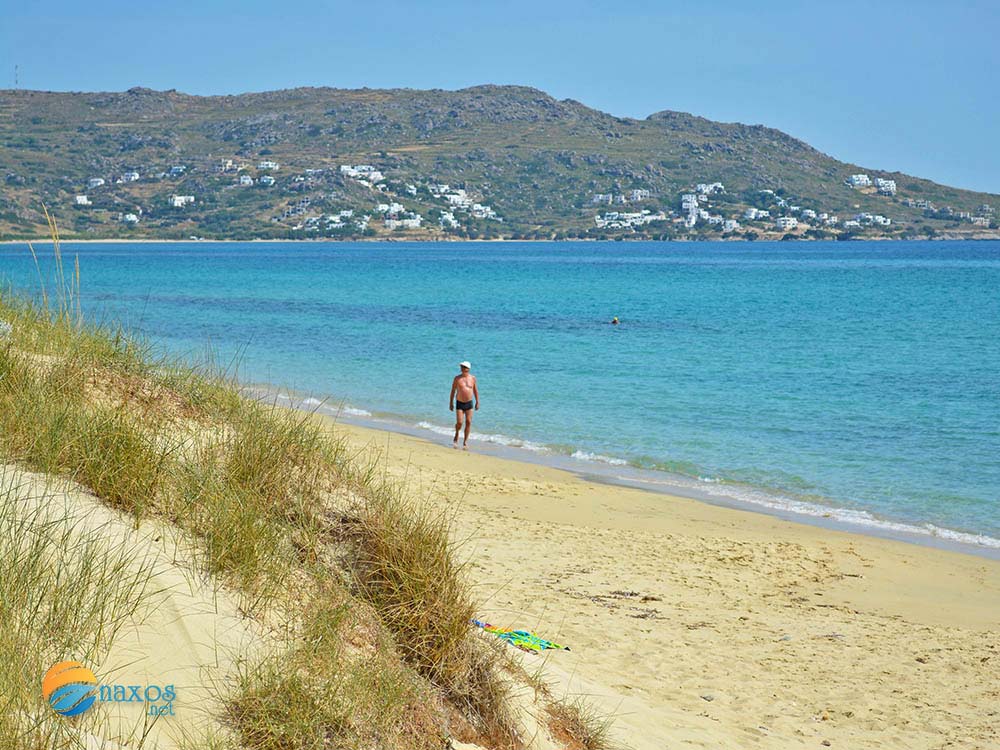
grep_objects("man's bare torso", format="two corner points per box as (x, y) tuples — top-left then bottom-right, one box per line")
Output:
(453, 374), (476, 401)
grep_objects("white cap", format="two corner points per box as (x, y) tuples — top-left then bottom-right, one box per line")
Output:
(459, 361), (471, 369)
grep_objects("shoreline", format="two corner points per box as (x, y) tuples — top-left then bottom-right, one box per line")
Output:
(4, 233), (1000, 244)
(248, 385), (1000, 561)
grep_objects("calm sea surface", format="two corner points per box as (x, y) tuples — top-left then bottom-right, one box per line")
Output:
(2, 240), (998, 548)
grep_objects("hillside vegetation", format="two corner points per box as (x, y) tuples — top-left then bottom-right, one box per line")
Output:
(0, 85), (997, 240)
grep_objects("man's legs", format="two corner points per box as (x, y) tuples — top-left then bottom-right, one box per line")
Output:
(463, 409), (472, 447)
(453, 410), (464, 447)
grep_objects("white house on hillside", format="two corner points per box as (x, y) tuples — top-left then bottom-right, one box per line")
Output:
(875, 178), (897, 195)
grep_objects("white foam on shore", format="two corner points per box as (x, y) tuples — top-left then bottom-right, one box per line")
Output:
(246, 388), (372, 418)
(414, 421), (548, 452)
(570, 450), (629, 466)
(340, 406), (373, 417)
(626, 473), (1000, 551)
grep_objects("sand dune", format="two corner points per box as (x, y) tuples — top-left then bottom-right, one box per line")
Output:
(5, 466), (269, 749)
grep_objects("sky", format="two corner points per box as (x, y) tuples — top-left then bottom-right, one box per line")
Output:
(2, 0), (998, 194)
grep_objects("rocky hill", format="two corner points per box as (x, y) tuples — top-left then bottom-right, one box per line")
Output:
(0, 85), (997, 240)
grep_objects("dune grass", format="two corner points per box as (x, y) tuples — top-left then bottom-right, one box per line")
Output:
(229, 581), (446, 750)
(0, 470), (156, 749)
(0, 219), (525, 748)
(350, 477), (517, 744)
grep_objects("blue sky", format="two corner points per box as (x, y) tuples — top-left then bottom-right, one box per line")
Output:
(2, 0), (997, 193)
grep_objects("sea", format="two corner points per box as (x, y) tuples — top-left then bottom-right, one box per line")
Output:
(2, 240), (998, 554)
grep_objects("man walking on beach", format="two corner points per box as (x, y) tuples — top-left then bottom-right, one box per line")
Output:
(450, 361), (479, 449)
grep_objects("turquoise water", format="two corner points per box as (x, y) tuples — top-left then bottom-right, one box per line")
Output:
(2, 240), (998, 548)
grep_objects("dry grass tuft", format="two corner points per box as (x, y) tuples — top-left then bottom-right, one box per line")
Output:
(546, 697), (618, 750)
(229, 578), (444, 750)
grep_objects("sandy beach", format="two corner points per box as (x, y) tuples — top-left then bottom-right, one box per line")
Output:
(327, 420), (1000, 750)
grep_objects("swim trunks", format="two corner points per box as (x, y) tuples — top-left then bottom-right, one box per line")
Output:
(455, 399), (474, 412)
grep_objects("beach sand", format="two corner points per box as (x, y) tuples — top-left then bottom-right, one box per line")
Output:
(330, 421), (1000, 750)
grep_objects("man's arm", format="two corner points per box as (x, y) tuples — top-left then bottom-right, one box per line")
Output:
(449, 378), (457, 410)
(473, 378), (480, 410)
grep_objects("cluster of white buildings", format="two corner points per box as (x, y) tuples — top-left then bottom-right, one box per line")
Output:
(385, 216), (423, 230)
(376, 201), (423, 230)
(874, 178), (896, 195)
(672, 184), (728, 228)
(591, 188), (652, 205)
(703, 214), (741, 231)
(339, 164), (384, 185)
(847, 173), (897, 196)
(743, 207), (841, 230)
(901, 198), (992, 226)
(295, 209), (367, 233)
(169, 195), (195, 208)
(595, 209), (669, 229)
(323, 209), (355, 229)
(74, 159), (506, 235)
(428, 184), (501, 223)
(739, 189), (845, 231)
(850, 212), (891, 227)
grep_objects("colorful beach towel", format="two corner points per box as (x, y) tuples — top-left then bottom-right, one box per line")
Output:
(472, 619), (570, 653)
